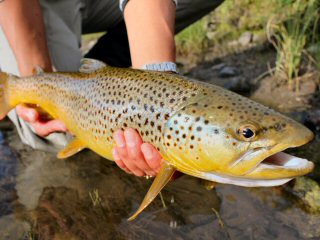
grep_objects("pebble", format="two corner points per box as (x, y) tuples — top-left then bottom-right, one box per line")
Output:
(218, 66), (241, 78)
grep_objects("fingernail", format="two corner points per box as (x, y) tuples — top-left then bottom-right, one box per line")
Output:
(143, 147), (153, 159)
(114, 133), (125, 148)
(125, 131), (136, 148)
(112, 148), (120, 160)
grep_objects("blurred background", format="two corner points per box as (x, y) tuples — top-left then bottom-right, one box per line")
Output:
(0, 0), (320, 239)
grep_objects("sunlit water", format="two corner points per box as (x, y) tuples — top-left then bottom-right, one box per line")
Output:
(0, 125), (319, 240)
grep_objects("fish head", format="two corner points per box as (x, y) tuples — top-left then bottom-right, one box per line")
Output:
(163, 89), (314, 187)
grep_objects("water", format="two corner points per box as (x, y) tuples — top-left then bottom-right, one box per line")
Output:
(0, 124), (319, 240)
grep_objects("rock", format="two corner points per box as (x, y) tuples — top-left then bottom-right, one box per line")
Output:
(222, 76), (245, 91)
(218, 66), (241, 78)
(238, 31), (253, 46)
(306, 110), (320, 132)
(227, 40), (239, 48)
(292, 177), (320, 212)
(210, 63), (226, 71)
(252, 32), (267, 44)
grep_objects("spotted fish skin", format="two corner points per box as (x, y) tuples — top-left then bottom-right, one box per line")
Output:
(6, 67), (201, 160)
(0, 60), (314, 220)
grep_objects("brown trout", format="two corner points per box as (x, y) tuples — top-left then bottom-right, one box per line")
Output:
(0, 59), (314, 220)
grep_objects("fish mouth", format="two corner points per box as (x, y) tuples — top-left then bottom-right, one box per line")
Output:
(198, 148), (314, 187)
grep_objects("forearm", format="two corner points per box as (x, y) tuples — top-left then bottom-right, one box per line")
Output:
(0, 0), (52, 76)
(124, 0), (176, 69)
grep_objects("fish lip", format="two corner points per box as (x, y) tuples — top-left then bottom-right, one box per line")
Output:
(199, 171), (294, 187)
(230, 143), (314, 177)
(253, 151), (315, 174)
(198, 150), (314, 187)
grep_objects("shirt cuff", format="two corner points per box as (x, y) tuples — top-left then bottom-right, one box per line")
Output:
(119, 0), (178, 12)
(141, 62), (178, 74)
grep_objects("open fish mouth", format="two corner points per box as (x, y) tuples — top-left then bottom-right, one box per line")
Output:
(260, 152), (312, 170)
(199, 150), (314, 187)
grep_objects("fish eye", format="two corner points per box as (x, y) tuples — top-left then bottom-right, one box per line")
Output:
(237, 125), (257, 141)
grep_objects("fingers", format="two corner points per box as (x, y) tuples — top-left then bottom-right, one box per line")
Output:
(141, 143), (162, 172)
(124, 129), (154, 175)
(112, 148), (131, 174)
(16, 105), (39, 123)
(16, 105), (67, 137)
(113, 128), (162, 177)
(32, 119), (67, 137)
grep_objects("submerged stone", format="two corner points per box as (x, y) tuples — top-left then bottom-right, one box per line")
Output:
(292, 177), (320, 212)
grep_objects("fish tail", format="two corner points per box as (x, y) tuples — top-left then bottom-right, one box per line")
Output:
(0, 72), (15, 119)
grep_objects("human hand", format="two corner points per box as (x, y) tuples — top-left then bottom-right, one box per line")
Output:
(16, 105), (67, 137)
(112, 128), (162, 177)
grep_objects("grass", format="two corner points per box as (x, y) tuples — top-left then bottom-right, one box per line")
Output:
(175, 0), (282, 65)
(175, 18), (208, 63)
(175, 0), (319, 88)
(266, 0), (319, 90)
(89, 189), (109, 220)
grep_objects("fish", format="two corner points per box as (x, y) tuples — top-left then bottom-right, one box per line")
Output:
(0, 59), (314, 220)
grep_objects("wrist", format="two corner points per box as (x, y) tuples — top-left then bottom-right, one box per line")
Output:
(18, 61), (53, 77)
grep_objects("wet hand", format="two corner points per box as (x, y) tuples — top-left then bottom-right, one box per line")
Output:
(112, 128), (162, 177)
(16, 105), (67, 137)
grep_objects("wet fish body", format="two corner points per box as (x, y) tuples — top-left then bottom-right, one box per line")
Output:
(0, 59), (314, 220)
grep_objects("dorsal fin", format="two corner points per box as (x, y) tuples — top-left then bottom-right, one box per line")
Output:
(79, 58), (107, 73)
(33, 65), (45, 75)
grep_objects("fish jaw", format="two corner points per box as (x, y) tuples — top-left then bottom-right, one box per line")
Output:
(174, 150), (314, 187)
(244, 152), (314, 180)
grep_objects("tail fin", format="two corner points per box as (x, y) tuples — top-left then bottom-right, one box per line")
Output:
(0, 72), (14, 119)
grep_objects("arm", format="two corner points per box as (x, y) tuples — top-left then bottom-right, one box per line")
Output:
(0, 0), (66, 134)
(0, 0), (52, 76)
(124, 0), (176, 68)
(112, 0), (176, 176)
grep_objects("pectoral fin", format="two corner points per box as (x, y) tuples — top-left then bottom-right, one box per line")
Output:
(128, 161), (176, 221)
(57, 138), (86, 159)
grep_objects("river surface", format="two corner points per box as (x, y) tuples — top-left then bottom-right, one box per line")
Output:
(0, 120), (319, 240)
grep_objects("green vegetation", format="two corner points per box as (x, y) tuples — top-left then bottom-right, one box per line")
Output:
(175, 19), (208, 59)
(175, 0), (320, 89)
(175, 0), (281, 60)
(267, 0), (320, 90)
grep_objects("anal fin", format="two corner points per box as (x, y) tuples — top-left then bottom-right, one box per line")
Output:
(128, 161), (176, 221)
(57, 138), (86, 159)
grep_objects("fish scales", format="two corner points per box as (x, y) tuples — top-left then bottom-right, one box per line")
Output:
(7, 67), (202, 159)
(0, 59), (314, 220)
